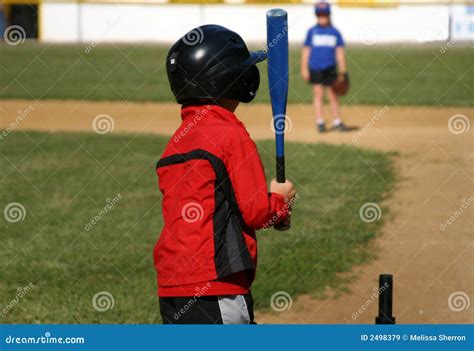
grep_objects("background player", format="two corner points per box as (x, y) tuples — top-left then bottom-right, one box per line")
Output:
(301, 1), (348, 133)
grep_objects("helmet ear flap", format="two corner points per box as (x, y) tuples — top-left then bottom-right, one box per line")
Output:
(222, 64), (260, 103)
(239, 65), (260, 103)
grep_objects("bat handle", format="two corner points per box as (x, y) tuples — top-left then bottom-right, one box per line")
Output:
(274, 209), (291, 231)
(274, 155), (291, 231)
(276, 156), (285, 183)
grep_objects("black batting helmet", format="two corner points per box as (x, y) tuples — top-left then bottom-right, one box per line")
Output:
(166, 25), (267, 104)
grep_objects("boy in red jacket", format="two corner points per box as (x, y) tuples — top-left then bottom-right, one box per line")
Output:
(155, 25), (296, 324)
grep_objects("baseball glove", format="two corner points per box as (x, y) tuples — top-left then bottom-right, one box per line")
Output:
(332, 73), (350, 96)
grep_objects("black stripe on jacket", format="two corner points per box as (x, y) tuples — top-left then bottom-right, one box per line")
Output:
(157, 149), (255, 278)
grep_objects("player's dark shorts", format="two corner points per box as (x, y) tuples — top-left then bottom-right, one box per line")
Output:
(159, 293), (255, 324)
(309, 66), (337, 86)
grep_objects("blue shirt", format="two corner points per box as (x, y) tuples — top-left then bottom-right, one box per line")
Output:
(304, 25), (344, 70)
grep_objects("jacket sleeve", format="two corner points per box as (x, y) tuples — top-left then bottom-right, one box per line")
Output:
(225, 129), (290, 230)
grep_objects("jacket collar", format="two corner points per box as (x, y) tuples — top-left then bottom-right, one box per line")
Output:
(181, 104), (240, 125)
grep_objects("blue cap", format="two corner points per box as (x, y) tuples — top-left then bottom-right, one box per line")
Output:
(315, 2), (331, 15)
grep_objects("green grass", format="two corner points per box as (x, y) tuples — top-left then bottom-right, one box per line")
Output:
(0, 131), (395, 323)
(0, 43), (472, 106)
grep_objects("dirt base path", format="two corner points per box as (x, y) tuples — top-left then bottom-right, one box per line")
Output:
(1, 100), (473, 324)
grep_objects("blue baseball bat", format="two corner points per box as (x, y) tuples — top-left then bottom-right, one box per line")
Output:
(267, 8), (288, 183)
(267, 8), (291, 231)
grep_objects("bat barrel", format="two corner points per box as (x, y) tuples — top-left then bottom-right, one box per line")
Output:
(375, 274), (396, 324)
(267, 8), (289, 178)
(266, 8), (288, 118)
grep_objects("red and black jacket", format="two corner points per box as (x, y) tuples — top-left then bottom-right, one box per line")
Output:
(154, 104), (289, 296)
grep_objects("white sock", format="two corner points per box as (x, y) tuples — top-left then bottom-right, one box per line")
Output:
(317, 119), (325, 125)
(333, 118), (342, 126)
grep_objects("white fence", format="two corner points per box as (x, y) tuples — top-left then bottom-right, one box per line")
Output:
(40, 3), (473, 44)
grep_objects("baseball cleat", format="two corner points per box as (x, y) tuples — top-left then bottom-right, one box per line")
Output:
(334, 122), (349, 132)
(317, 123), (327, 133)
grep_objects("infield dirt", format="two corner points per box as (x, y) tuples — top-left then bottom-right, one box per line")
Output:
(1, 100), (472, 324)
